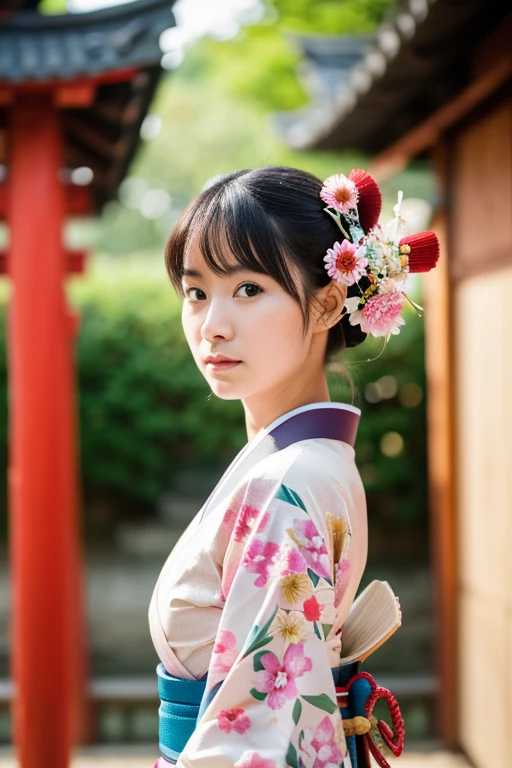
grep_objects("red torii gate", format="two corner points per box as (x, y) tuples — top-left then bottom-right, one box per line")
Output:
(0, 2), (175, 766)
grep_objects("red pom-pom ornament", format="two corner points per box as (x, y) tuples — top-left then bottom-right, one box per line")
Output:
(349, 168), (382, 232)
(398, 230), (440, 273)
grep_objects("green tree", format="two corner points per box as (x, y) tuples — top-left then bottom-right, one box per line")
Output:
(95, 0), (396, 254)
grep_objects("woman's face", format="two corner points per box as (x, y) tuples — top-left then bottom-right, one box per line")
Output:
(180, 236), (318, 404)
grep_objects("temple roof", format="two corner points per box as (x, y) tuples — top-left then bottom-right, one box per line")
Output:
(0, 0), (176, 210)
(276, 0), (511, 155)
(274, 33), (371, 144)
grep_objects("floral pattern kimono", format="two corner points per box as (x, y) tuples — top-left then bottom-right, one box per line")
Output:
(149, 402), (368, 768)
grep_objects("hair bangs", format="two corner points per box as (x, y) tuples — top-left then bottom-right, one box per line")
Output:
(166, 172), (305, 314)
(198, 183), (301, 305)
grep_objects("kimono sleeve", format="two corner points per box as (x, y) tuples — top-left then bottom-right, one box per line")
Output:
(176, 462), (355, 768)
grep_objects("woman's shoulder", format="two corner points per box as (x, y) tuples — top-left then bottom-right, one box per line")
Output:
(241, 437), (365, 516)
(287, 438), (364, 506)
(285, 437), (361, 485)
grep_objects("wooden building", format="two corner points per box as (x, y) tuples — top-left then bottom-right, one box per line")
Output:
(281, 2), (512, 766)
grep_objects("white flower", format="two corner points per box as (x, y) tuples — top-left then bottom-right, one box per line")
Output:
(269, 609), (311, 644)
(344, 296), (361, 314)
(379, 277), (405, 294)
(382, 190), (406, 242)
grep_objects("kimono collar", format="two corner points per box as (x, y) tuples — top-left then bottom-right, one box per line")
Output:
(263, 402), (360, 449)
(198, 402), (361, 525)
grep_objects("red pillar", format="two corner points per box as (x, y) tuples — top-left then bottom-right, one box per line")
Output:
(7, 93), (86, 766)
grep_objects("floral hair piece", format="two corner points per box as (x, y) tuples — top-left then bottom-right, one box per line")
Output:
(320, 169), (440, 340)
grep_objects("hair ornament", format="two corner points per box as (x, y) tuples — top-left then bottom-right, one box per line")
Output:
(346, 168), (382, 232)
(320, 170), (440, 340)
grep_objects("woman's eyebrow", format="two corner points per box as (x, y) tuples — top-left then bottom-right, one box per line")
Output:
(182, 265), (257, 278)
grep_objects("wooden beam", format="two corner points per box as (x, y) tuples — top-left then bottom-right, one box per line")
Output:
(0, 182), (93, 217)
(423, 142), (459, 747)
(369, 55), (512, 181)
(64, 113), (127, 160)
(55, 83), (96, 109)
(0, 67), (137, 104)
(0, 249), (87, 276)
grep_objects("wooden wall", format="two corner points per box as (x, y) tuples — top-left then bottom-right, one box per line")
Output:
(448, 93), (512, 767)
(423, 200), (458, 746)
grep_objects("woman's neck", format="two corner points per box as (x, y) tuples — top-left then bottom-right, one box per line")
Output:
(242, 377), (331, 442)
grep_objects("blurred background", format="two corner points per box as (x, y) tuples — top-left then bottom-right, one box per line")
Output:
(0, 0), (510, 766)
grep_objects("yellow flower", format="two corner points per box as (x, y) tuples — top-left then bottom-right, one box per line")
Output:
(280, 573), (313, 605)
(325, 511), (351, 563)
(269, 609), (308, 644)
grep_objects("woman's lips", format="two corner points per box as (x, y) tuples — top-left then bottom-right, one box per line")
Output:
(206, 360), (241, 371)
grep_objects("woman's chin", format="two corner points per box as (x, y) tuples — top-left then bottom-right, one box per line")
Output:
(207, 380), (245, 401)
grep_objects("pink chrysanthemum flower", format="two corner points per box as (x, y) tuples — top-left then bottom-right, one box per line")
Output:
(320, 174), (359, 213)
(324, 241), (368, 286)
(349, 280), (405, 337)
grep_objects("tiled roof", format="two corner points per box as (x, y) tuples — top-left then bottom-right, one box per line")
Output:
(0, 0), (175, 82)
(276, 0), (511, 154)
(274, 33), (371, 148)
(0, 0), (175, 210)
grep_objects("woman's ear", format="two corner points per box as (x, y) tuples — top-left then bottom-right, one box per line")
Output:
(311, 280), (347, 333)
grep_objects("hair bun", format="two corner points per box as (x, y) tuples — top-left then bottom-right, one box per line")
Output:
(348, 168), (382, 232)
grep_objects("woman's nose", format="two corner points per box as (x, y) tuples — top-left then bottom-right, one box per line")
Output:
(200, 298), (234, 341)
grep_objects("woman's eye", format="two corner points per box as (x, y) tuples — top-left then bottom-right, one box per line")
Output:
(236, 282), (263, 298)
(185, 287), (206, 301)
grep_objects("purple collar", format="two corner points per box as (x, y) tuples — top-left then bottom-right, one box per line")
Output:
(268, 404), (359, 449)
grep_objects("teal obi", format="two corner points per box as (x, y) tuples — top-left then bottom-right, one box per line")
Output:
(157, 663), (207, 763)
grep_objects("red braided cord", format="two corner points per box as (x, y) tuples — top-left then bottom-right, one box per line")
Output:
(364, 733), (392, 768)
(356, 672), (405, 757)
(378, 689), (406, 755)
(343, 670), (405, 765)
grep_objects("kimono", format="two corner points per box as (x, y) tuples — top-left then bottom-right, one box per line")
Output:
(149, 401), (369, 768)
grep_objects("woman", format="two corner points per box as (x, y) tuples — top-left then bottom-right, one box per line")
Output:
(149, 166), (439, 768)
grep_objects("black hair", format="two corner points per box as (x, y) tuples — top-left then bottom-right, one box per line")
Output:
(164, 165), (367, 361)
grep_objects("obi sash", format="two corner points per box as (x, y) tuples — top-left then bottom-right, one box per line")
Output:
(157, 661), (405, 767)
(157, 664), (207, 763)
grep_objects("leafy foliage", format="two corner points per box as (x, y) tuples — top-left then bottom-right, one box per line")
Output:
(95, 0), (397, 255)
(39, 0), (67, 13)
(268, 0), (394, 33)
